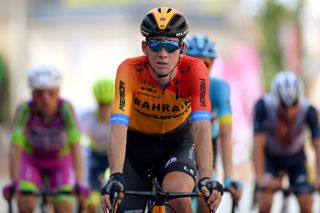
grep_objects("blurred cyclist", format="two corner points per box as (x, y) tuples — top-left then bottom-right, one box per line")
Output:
(4, 66), (88, 213)
(80, 78), (114, 213)
(186, 34), (242, 212)
(253, 71), (320, 213)
(100, 7), (223, 213)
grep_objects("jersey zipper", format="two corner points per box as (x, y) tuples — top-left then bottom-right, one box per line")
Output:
(161, 88), (166, 135)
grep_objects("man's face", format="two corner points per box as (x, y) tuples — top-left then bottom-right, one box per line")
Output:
(142, 36), (181, 76)
(98, 102), (112, 120)
(32, 88), (59, 117)
(278, 103), (300, 122)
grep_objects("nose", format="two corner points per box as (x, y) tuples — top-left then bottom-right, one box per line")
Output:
(157, 46), (168, 57)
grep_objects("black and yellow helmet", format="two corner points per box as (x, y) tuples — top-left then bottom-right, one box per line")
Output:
(140, 7), (189, 39)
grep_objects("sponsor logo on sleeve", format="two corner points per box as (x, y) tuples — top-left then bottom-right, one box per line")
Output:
(200, 78), (206, 107)
(119, 80), (125, 111)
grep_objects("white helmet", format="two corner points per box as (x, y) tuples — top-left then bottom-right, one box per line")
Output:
(271, 71), (303, 107)
(28, 66), (62, 90)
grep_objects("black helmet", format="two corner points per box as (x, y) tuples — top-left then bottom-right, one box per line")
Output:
(140, 7), (189, 39)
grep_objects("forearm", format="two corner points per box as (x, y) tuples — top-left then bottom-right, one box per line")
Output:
(313, 138), (320, 180)
(71, 143), (84, 181)
(107, 124), (127, 174)
(220, 124), (233, 179)
(253, 133), (266, 184)
(9, 144), (22, 181)
(193, 120), (213, 178)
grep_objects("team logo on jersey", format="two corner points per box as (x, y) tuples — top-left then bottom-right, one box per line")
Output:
(141, 79), (156, 88)
(179, 65), (190, 73)
(141, 86), (157, 94)
(133, 98), (190, 113)
(134, 63), (145, 72)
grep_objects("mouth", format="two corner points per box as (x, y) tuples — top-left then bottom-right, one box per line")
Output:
(156, 61), (169, 69)
(157, 61), (168, 65)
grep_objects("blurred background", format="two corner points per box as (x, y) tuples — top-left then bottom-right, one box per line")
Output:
(0, 0), (320, 212)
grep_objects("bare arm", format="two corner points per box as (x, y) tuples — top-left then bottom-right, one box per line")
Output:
(71, 142), (84, 181)
(9, 144), (23, 181)
(220, 123), (233, 179)
(253, 133), (267, 185)
(107, 124), (128, 174)
(192, 120), (213, 178)
(313, 138), (320, 186)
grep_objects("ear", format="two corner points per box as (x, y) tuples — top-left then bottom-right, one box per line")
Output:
(142, 40), (148, 55)
(180, 42), (187, 55)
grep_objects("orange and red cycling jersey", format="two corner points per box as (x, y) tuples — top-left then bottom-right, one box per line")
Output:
(111, 55), (211, 134)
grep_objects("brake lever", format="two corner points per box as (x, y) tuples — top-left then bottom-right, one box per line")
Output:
(110, 187), (119, 213)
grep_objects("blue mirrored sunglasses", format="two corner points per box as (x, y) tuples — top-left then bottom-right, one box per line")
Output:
(147, 39), (181, 53)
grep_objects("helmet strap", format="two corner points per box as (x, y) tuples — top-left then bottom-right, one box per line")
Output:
(150, 63), (177, 78)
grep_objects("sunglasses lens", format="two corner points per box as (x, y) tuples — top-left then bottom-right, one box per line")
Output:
(148, 40), (163, 52)
(163, 40), (180, 53)
(34, 90), (57, 98)
(148, 40), (180, 53)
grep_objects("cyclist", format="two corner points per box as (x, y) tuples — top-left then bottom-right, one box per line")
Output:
(80, 78), (114, 213)
(4, 66), (88, 213)
(185, 34), (242, 211)
(252, 71), (320, 213)
(100, 7), (223, 213)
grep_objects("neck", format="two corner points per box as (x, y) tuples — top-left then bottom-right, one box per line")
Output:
(39, 111), (57, 122)
(151, 68), (177, 88)
(149, 62), (178, 87)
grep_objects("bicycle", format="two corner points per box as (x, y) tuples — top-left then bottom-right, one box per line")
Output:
(253, 182), (315, 213)
(5, 176), (85, 213)
(6, 189), (83, 213)
(105, 167), (217, 213)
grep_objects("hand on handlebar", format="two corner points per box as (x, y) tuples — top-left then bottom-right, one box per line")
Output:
(75, 181), (90, 208)
(100, 173), (125, 212)
(315, 178), (320, 192)
(2, 182), (16, 201)
(198, 177), (223, 212)
(224, 178), (242, 204)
